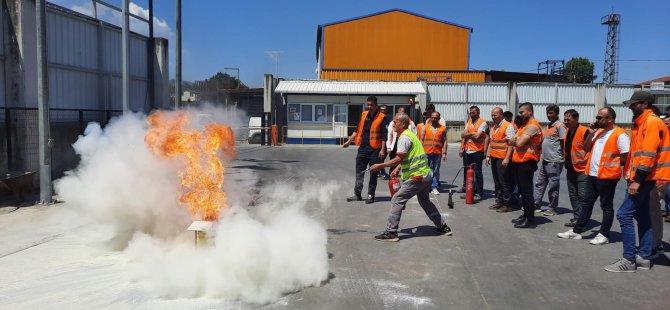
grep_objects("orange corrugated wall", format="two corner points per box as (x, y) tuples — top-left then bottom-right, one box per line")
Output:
(320, 70), (485, 82)
(322, 11), (470, 71)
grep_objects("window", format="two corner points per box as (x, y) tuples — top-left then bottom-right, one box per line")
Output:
(301, 105), (313, 121)
(288, 104), (301, 121)
(315, 105), (327, 122)
(334, 105), (347, 123)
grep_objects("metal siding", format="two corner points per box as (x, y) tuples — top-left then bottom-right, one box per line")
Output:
(108, 77), (122, 110)
(131, 79), (148, 111)
(427, 83), (467, 102)
(323, 11), (469, 70)
(557, 84), (595, 104)
(130, 35), (147, 78)
(605, 85), (635, 106)
(433, 103), (503, 123)
(47, 10), (97, 70)
(611, 105), (634, 123)
(516, 84), (556, 104)
(468, 83), (507, 103)
(276, 80), (425, 95)
(103, 27), (121, 73)
(48, 68), (98, 109)
(320, 70), (484, 82)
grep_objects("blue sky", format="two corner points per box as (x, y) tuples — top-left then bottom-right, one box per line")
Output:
(52, 0), (669, 87)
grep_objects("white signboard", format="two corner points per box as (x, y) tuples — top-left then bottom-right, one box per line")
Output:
(651, 82), (665, 91)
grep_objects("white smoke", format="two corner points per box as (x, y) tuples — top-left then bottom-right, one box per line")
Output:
(54, 108), (336, 304)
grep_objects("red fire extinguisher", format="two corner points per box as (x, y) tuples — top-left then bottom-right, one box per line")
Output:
(388, 177), (401, 197)
(465, 163), (476, 204)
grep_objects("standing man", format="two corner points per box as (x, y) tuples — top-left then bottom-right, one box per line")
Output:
(534, 104), (566, 216)
(486, 107), (516, 212)
(558, 107), (628, 246)
(386, 106), (416, 178)
(378, 105), (392, 179)
(604, 91), (670, 272)
(460, 105), (489, 202)
(510, 102), (543, 228)
(342, 96), (389, 204)
(563, 109), (590, 227)
(369, 113), (452, 241)
(421, 111), (448, 195)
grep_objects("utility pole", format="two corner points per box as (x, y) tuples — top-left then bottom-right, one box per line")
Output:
(601, 13), (621, 84)
(121, 0), (130, 112)
(265, 51), (283, 78)
(224, 67), (240, 88)
(36, 0), (53, 204)
(175, 0), (182, 109)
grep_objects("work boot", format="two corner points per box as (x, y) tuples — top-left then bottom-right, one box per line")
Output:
(374, 231), (399, 242)
(514, 219), (536, 229)
(365, 194), (375, 204)
(511, 214), (526, 224)
(346, 194), (362, 202)
(496, 205), (514, 213)
(489, 202), (502, 210)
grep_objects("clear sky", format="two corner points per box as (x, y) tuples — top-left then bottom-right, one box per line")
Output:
(53, 0), (670, 87)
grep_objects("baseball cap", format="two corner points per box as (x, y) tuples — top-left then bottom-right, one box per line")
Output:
(623, 91), (655, 106)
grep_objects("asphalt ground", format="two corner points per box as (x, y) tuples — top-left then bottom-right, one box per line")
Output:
(1, 144), (669, 309)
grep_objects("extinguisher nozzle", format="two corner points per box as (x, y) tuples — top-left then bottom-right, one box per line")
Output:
(447, 190), (454, 209)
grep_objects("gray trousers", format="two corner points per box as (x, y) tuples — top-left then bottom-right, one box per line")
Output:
(387, 171), (445, 232)
(650, 184), (665, 248)
(534, 160), (563, 210)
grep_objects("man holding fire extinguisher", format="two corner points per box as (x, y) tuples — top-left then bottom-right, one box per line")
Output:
(369, 113), (452, 242)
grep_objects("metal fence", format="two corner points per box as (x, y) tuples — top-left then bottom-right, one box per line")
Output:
(0, 107), (122, 179)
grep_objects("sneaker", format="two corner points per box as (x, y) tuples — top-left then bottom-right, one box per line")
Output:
(473, 194), (482, 203)
(457, 187), (466, 193)
(635, 255), (651, 270)
(564, 221), (576, 227)
(649, 245), (664, 259)
(374, 231), (399, 242)
(434, 224), (453, 236)
(346, 195), (362, 202)
(557, 229), (582, 240)
(431, 188), (440, 195)
(534, 208), (543, 213)
(589, 233), (609, 245)
(542, 209), (557, 216)
(604, 258), (636, 273)
(365, 195), (375, 204)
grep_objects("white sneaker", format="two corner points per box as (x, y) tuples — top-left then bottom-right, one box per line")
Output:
(557, 229), (582, 239)
(431, 188), (440, 195)
(589, 233), (609, 245)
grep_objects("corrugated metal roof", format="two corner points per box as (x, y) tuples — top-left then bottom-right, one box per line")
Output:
(275, 80), (426, 95)
(321, 70), (484, 82)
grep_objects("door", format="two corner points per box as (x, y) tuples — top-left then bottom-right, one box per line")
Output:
(347, 104), (362, 136)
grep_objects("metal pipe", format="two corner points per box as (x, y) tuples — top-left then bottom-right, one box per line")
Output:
(122, 0), (130, 112)
(148, 0), (155, 110)
(175, 0), (182, 109)
(36, 0), (53, 204)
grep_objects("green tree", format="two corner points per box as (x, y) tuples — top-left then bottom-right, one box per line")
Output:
(563, 57), (597, 83)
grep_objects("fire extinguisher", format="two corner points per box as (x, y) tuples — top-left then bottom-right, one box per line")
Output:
(465, 163), (476, 204)
(388, 177), (401, 197)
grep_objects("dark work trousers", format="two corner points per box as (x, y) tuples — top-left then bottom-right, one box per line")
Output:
(354, 146), (381, 197)
(513, 160), (538, 222)
(573, 176), (618, 236)
(465, 151), (485, 197)
(566, 168), (588, 220)
(490, 157), (512, 205)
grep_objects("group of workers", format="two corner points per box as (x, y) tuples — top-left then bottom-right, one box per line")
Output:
(343, 91), (670, 272)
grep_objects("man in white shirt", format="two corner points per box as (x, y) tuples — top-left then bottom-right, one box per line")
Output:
(384, 106), (416, 180)
(558, 107), (629, 245)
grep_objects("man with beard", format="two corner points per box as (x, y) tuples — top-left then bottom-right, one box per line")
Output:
(510, 102), (543, 228)
(486, 107), (516, 212)
(562, 109), (590, 227)
(460, 105), (489, 202)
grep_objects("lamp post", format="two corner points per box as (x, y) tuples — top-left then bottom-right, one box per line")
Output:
(224, 67), (240, 88)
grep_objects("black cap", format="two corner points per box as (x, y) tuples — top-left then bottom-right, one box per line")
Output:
(623, 91), (655, 106)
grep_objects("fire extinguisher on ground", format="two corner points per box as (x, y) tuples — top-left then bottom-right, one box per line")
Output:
(465, 163), (476, 204)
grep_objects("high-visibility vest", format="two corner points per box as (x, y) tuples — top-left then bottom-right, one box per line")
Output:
(512, 118), (543, 163)
(417, 122), (425, 140)
(565, 125), (589, 172)
(399, 130), (431, 181)
(489, 120), (511, 159)
(465, 118), (488, 152)
(421, 124), (446, 155)
(354, 111), (385, 149)
(585, 127), (627, 179)
(625, 109), (670, 182)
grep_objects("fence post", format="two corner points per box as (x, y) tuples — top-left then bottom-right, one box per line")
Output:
(78, 110), (84, 133)
(5, 108), (12, 171)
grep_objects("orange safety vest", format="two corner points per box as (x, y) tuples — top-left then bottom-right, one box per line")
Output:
(584, 127), (626, 179)
(417, 122), (425, 140)
(355, 111), (385, 149)
(512, 118), (543, 163)
(565, 125), (589, 172)
(489, 120), (511, 159)
(421, 124), (446, 155)
(624, 109), (670, 182)
(465, 118), (488, 152)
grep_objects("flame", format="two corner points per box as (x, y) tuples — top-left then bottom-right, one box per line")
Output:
(144, 111), (236, 221)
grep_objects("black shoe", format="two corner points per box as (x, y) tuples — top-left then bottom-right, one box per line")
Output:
(511, 215), (525, 224)
(346, 195), (362, 202)
(457, 187), (466, 193)
(489, 203), (502, 210)
(564, 221), (576, 227)
(514, 219), (537, 228)
(434, 224), (453, 236)
(365, 195), (375, 204)
(374, 231), (399, 242)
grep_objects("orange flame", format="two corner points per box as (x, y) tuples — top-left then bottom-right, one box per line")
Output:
(144, 111), (236, 221)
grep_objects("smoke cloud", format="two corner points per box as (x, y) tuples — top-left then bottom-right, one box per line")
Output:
(54, 107), (336, 304)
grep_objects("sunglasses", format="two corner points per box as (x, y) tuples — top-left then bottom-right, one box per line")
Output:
(595, 116), (609, 121)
